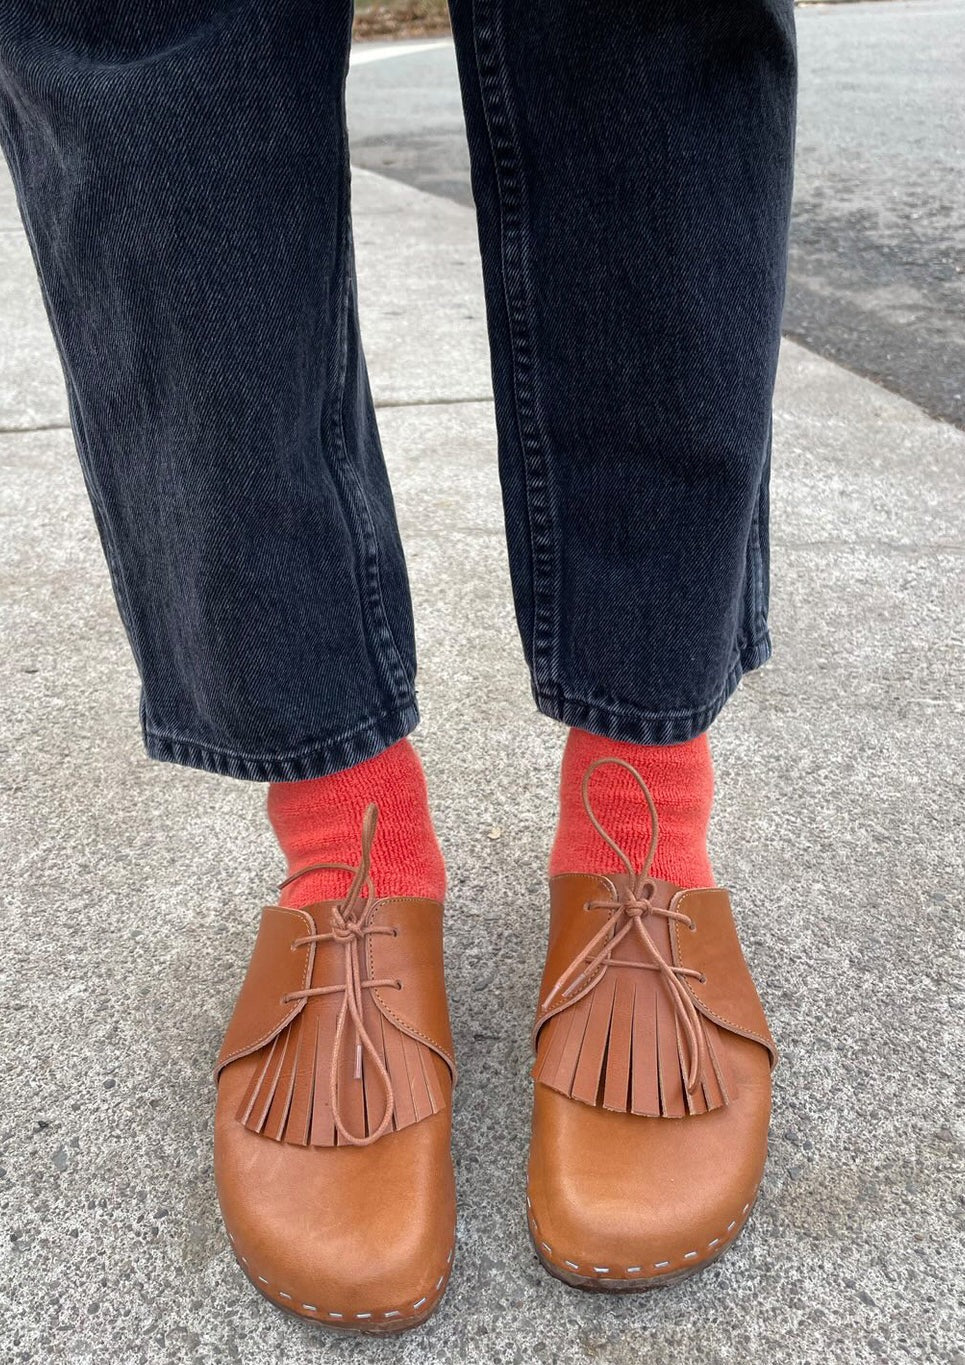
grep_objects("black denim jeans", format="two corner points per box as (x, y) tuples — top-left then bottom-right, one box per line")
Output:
(0, 2), (796, 780)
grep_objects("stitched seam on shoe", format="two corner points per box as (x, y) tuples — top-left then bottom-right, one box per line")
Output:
(532, 890), (620, 1043)
(216, 908), (316, 1072)
(234, 1251), (451, 1322)
(528, 1200), (753, 1277)
(369, 992), (453, 1060)
(367, 909), (456, 1067)
(669, 909), (773, 1051)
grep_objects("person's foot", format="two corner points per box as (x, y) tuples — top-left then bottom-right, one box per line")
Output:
(214, 745), (455, 1332)
(528, 751), (776, 1289)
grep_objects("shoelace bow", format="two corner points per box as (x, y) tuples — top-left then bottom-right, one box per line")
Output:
(542, 757), (709, 1095)
(279, 803), (398, 1147)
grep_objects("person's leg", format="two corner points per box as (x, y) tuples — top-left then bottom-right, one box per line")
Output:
(0, 0), (416, 782)
(449, 0), (794, 1287)
(450, 0), (794, 747)
(0, 2), (453, 1330)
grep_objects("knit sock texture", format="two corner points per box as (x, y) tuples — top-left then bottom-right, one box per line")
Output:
(267, 739), (446, 906)
(549, 727), (715, 888)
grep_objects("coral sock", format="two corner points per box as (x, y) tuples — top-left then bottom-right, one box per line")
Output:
(549, 728), (715, 888)
(267, 739), (446, 907)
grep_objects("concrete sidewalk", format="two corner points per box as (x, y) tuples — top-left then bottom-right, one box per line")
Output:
(1, 163), (963, 1365)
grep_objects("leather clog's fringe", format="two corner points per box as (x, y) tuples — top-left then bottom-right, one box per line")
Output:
(532, 972), (735, 1118)
(236, 993), (446, 1146)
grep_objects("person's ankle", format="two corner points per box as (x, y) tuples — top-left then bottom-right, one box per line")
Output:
(549, 727), (714, 888)
(267, 738), (446, 906)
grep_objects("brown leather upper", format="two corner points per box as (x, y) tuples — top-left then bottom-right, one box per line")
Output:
(216, 896), (455, 1148)
(532, 873), (775, 1118)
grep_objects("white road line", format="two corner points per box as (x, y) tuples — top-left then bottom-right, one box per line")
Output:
(350, 40), (451, 67)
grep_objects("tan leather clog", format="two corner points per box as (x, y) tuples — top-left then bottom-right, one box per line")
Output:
(214, 806), (456, 1332)
(528, 758), (777, 1289)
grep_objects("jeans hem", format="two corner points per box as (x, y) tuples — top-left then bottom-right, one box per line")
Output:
(143, 699), (420, 782)
(534, 632), (772, 745)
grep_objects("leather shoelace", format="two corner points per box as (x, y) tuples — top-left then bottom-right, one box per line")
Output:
(541, 757), (708, 1095)
(278, 803), (399, 1147)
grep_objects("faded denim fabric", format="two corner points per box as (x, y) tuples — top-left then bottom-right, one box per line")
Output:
(0, 1), (796, 780)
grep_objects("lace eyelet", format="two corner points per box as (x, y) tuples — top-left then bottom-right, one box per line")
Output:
(698, 974), (707, 985)
(688, 919), (697, 932)
(395, 979), (403, 991)
(280, 993), (292, 1004)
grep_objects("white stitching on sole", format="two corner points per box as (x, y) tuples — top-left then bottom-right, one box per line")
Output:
(233, 1241), (447, 1324)
(530, 1193), (753, 1280)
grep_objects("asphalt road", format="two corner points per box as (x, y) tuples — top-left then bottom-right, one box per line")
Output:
(347, 0), (965, 428)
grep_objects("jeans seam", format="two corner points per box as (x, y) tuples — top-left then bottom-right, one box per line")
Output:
(143, 697), (418, 764)
(534, 628), (772, 723)
(469, 0), (559, 690)
(754, 435), (771, 640)
(328, 48), (411, 705)
(740, 426), (771, 652)
(751, 503), (766, 640)
(144, 698), (421, 781)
